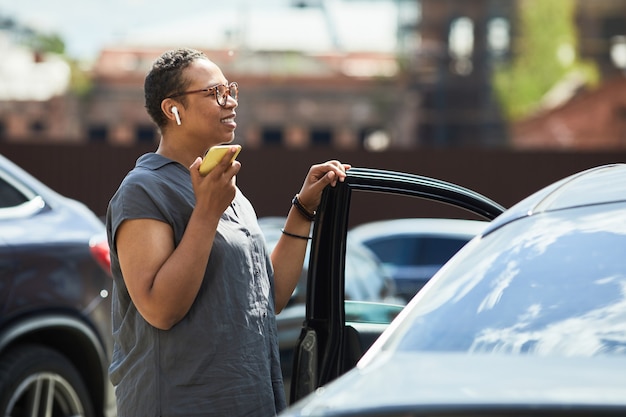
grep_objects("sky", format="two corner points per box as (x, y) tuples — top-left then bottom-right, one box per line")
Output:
(0, 0), (288, 60)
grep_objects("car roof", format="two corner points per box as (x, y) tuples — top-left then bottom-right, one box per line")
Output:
(349, 218), (488, 240)
(0, 153), (58, 201)
(0, 153), (105, 236)
(486, 163), (626, 234)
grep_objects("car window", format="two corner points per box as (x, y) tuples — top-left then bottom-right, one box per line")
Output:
(366, 236), (417, 266)
(344, 243), (386, 301)
(418, 237), (470, 264)
(392, 203), (626, 357)
(345, 300), (403, 324)
(367, 236), (469, 266)
(0, 170), (45, 220)
(0, 175), (29, 208)
(258, 218), (394, 304)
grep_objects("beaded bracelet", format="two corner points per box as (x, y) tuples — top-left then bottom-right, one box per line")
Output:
(281, 228), (312, 240)
(292, 194), (315, 221)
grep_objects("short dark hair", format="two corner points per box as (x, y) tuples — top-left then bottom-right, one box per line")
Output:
(144, 48), (208, 129)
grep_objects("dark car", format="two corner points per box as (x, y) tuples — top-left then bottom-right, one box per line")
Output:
(349, 218), (487, 301)
(0, 154), (115, 417)
(282, 164), (626, 416)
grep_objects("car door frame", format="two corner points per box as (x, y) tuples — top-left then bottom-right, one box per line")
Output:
(289, 167), (505, 403)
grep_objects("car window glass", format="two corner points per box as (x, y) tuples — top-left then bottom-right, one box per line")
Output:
(392, 204), (626, 357)
(345, 190), (490, 308)
(345, 244), (385, 301)
(258, 219), (385, 303)
(368, 236), (469, 266)
(367, 237), (417, 266)
(418, 237), (469, 264)
(345, 301), (404, 324)
(344, 250), (369, 300)
(0, 176), (29, 208)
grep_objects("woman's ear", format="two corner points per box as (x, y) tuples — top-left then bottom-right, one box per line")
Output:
(161, 99), (181, 125)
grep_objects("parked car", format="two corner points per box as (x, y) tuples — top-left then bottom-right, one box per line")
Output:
(349, 218), (488, 301)
(0, 154), (115, 417)
(282, 164), (626, 416)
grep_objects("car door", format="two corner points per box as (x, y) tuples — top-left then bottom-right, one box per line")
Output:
(289, 167), (505, 403)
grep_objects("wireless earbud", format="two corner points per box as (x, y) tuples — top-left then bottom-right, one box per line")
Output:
(172, 106), (181, 125)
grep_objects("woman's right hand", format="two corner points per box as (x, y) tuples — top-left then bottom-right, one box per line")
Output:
(189, 147), (241, 219)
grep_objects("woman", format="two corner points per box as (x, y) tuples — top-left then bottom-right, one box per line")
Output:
(106, 47), (350, 417)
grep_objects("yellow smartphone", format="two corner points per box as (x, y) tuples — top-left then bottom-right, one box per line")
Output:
(199, 145), (242, 176)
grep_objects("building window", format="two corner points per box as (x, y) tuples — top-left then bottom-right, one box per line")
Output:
(30, 120), (46, 134)
(88, 125), (108, 143)
(261, 127), (284, 146)
(362, 129), (391, 151)
(449, 16), (474, 75)
(311, 128), (332, 146)
(358, 127), (383, 148)
(487, 17), (511, 58)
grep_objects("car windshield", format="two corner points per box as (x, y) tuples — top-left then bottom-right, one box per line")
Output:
(391, 203), (626, 357)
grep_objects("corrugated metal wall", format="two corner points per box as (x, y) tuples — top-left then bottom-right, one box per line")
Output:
(2, 143), (624, 226)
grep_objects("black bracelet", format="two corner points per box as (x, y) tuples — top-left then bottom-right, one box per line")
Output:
(292, 194), (315, 222)
(281, 228), (312, 240)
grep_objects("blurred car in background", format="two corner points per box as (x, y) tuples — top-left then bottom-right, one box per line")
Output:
(0, 154), (115, 417)
(258, 216), (403, 392)
(349, 218), (488, 301)
(282, 164), (626, 416)
(258, 216), (400, 305)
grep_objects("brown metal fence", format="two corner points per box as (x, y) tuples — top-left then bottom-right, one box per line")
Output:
(2, 143), (625, 225)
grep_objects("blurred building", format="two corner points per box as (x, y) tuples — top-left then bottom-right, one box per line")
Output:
(410, 0), (513, 147)
(2, 0), (626, 149)
(84, 0), (426, 150)
(2, 0), (422, 150)
(0, 30), (82, 142)
(510, 0), (626, 149)
(512, 76), (626, 149)
(87, 46), (413, 150)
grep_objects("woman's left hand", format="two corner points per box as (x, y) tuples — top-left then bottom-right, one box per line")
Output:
(297, 160), (351, 212)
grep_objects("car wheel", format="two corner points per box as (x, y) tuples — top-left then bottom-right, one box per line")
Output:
(0, 344), (95, 417)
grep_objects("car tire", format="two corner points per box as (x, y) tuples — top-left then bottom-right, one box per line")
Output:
(0, 344), (95, 417)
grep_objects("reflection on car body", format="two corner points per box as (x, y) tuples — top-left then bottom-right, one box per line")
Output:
(282, 164), (626, 416)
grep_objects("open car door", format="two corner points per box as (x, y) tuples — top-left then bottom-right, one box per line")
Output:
(289, 167), (505, 403)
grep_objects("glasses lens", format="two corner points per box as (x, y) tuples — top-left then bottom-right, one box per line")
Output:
(229, 83), (238, 101)
(215, 83), (238, 106)
(215, 85), (226, 106)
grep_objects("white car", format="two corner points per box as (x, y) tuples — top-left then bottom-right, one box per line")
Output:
(349, 218), (488, 301)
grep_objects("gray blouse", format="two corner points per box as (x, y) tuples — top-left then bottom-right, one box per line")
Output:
(106, 153), (286, 417)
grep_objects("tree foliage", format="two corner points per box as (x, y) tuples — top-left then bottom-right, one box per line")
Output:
(14, 23), (92, 95)
(493, 0), (599, 121)
(27, 32), (66, 55)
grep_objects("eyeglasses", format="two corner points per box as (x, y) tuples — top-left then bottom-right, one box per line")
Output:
(168, 82), (238, 107)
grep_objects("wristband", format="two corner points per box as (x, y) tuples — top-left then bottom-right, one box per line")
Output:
(281, 228), (312, 240)
(292, 194), (315, 221)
